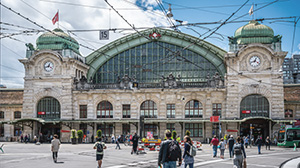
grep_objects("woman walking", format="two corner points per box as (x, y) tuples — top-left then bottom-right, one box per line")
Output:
(183, 136), (194, 168)
(219, 138), (226, 159)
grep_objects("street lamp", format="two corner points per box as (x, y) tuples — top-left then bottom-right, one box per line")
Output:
(166, 4), (173, 18)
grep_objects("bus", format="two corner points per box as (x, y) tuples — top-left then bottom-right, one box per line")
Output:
(277, 127), (300, 147)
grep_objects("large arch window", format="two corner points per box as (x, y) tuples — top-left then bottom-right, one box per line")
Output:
(240, 94), (269, 119)
(37, 97), (60, 119)
(141, 100), (157, 118)
(185, 100), (203, 118)
(93, 41), (221, 84)
(97, 101), (113, 118)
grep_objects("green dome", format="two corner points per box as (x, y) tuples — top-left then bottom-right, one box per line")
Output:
(234, 20), (274, 44)
(36, 28), (80, 54)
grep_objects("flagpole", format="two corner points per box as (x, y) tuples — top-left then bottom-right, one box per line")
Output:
(57, 9), (59, 28)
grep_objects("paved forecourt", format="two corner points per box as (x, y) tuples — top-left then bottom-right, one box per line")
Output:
(0, 142), (299, 168)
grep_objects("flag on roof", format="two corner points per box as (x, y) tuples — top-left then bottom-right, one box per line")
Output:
(52, 11), (59, 25)
(248, 5), (254, 16)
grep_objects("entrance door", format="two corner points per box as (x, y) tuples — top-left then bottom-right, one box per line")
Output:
(240, 119), (269, 141)
(41, 123), (61, 143)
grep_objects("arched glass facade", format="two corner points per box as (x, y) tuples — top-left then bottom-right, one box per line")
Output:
(97, 101), (113, 118)
(93, 41), (220, 84)
(37, 97), (60, 119)
(240, 94), (269, 119)
(185, 100), (203, 118)
(140, 100), (157, 118)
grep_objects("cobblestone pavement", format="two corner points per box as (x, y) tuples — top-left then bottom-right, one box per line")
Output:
(0, 142), (299, 168)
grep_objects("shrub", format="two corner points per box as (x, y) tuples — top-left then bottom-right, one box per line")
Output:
(172, 130), (177, 140)
(71, 129), (77, 139)
(77, 130), (84, 139)
(185, 130), (191, 137)
(96, 129), (102, 138)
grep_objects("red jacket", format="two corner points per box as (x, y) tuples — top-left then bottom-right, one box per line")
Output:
(211, 138), (219, 146)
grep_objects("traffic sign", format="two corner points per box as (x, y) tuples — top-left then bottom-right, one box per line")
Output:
(99, 30), (109, 40)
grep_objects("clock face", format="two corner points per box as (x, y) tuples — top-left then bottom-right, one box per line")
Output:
(44, 61), (54, 72)
(249, 56), (261, 67)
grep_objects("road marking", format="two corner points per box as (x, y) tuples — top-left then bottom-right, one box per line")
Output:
(222, 161), (278, 168)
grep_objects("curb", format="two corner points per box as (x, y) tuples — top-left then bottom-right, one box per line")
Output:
(279, 155), (300, 168)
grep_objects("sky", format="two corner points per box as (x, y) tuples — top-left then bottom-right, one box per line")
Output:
(0, 0), (299, 88)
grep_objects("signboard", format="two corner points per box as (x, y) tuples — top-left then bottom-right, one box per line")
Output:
(38, 111), (45, 115)
(210, 116), (220, 122)
(147, 132), (153, 139)
(242, 110), (251, 114)
(99, 30), (109, 40)
(226, 129), (238, 132)
(61, 130), (70, 133)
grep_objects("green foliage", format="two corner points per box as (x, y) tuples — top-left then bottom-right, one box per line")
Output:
(172, 130), (177, 140)
(71, 129), (77, 139)
(185, 130), (191, 137)
(77, 130), (84, 139)
(96, 129), (102, 138)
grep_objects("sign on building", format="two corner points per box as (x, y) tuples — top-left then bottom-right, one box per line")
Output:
(99, 30), (109, 40)
(210, 116), (220, 122)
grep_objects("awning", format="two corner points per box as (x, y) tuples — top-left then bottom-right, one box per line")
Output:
(8, 118), (46, 124)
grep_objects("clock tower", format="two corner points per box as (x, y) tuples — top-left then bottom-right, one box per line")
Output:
(225, 21), (287, 138)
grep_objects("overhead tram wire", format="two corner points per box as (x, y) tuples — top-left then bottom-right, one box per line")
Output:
(1, 44), (25, 59)
(154, 0), (177, 30)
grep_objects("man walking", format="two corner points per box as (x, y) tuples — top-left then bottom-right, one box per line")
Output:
(115, 135), (121, 150)
(210, 135), (219, 157)
(51, 134), (61, 163)
(158, 130), (182, 168)
(131, 132), (139, 154)
(265, 136), (271, 150)
(93, 137), (107, 168)
(255, 136), (263, 154)
(233, 136), (246, 168)
(227, 135), (235, 158)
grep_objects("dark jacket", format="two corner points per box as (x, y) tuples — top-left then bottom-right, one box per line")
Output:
(255, 138), (263, 146)
(233, 142), (246, 158)
(228, 137), (235, 148)
(158, 139), (182, 165)
(131, 134), (139, 146)
(183, 142), (192, 158)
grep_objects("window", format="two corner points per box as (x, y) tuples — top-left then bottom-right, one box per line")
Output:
(287, 129), (300, 141)
(122, 105), (131, 118)
(37, 97), (60, 119)
(185, 123), (203, 137)
(140, 100), (157, 118)
(14, 111), (21, 119)
(97, 101), (113, 118)
(212, 123), (220, 136)
(97, 124), (113, 137)
(285, 109), (293, 118)
(79, 123), (87, 135)
(80, 105), (87, 118)
(0, 124), (4, 137)
(240, 94), (269, 119)
(0, 111), (4, 119)
(185, 100), (203, 118)
(213, 103), (222, 117)
(166, 123), (175, 132)
(122, 124), (130, 135)
(167, 104), (175, 118)
(144, 124), (158, 137)
(14, 126), (21, 136)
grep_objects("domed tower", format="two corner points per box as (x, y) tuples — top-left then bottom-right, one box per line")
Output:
(224, 21), (287, 139)
(19, 28), (89, 141)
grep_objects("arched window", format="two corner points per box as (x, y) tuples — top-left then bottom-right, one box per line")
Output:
(185, 100), (203, 118)
(37, 97), (60, 119)
(240, 94), (269, 119)
(0, 111), (4, 119)
(140, 100), (157, 118)
(285, 109), (293, 118)
(14, 111), (21, 119)
(97, 101), (113, 118)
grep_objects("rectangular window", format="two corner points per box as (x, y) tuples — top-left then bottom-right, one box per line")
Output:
(122, 104), (131, 118)
(79, 123), (87, 135)
(79, 105), (87, 118)
(166, 123), (175, 132)
(167, 104), (175, 118)
(97, 124), (113, 137)
(122, 124), (130, 135)
(0, 111), (4, 119)
(14, 126), (21, 136)
(14, 111), (21, 119)
(185, 123), (203, 137)
(144, 124), (158, 138)
(213, 103), (222, 117)
(0, 124), (4, 137)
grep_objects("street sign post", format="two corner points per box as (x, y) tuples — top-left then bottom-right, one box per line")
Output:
(99, 30), (109, 40)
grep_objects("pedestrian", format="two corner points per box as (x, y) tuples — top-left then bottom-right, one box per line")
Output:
(224, 134), (228, 144)
(265, 136), (271, 150)
(131, 132), (139, 155)
(93, 137), (107, 168)
(51, 134), (61, 163)
(233, 136), (246, 168)
(255, 136), (263, 154)
(244, 136), (249, 148)
(176, 136), (181, 143)
(158, 130), (182, 168)
(219, 138), (226, 159)
(91, 134), (94, 143)
(115, 135), (121, 150)
(183, 135), (194, 168)
(227, 135), (235, 158)
(20, 134), (23, 143)
(210, 135), (219, 158)
(111, 135), (115, 144)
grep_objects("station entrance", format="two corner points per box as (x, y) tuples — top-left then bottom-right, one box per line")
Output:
(240, 118), (270, 141)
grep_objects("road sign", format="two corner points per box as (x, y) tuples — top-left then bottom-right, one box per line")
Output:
(99, 30), (109, 40)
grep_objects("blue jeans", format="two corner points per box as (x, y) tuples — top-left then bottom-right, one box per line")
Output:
(163, 161), (176, 168)
(213, 145), (218, 157)
(229, 146), (234, 157)
(258, 145), (261, 154)
(185, 163), (194, 168)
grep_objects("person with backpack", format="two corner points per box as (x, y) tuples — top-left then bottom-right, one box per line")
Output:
(219, 138), (226, 159)
(233, 136), (246, 168)
(51, 134), (61, 163)
(93, 137), (107, 168)
(255, 136), (263, 154)
(210, 135), (219, 158)
(131, 132), (139, 155)
(227, 135), (235, 158)
(183, 136), (195, 168)
(115, 135), (121, 150)
(158, 130), (182, 168)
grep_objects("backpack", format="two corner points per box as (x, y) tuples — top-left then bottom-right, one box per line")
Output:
(189, 144), (197, 157)
(233, 143), (242, 155)
(96, 142), (103, 153)
(168, 140), (181, 161)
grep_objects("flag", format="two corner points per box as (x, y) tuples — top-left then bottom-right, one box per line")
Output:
(52, 11), (59, 25)
(248, 5), (253, 16)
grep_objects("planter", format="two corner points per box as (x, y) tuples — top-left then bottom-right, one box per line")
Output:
(78, 138), (82, 143)
(71, 138), (77, 144)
